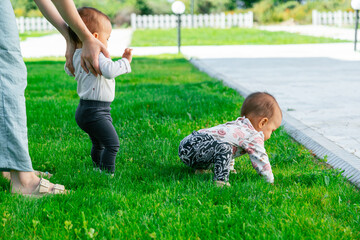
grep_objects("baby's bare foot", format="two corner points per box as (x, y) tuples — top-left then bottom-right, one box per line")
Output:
(215, 181), (231, 187)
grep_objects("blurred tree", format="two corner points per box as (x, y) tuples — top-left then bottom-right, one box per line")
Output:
(11, 0), (37, 11)
(135, 0), (153, 14)
(197, 0), (213, 13)
(197, 0), (240, 13)
(147, 0), (172, 14)
(226, 0), (238, 10)
(11, 0), (42, 16)
(241, 0), (262, 8)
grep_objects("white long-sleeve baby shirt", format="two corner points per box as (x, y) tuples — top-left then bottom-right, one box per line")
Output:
(64, 48), (131, 102)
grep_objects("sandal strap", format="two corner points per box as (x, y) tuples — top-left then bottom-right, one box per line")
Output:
(38, 179), (66, 194)
(52, 184), (65, 194)
(38, 178), (51, 193)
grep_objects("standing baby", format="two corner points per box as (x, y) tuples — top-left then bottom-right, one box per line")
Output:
(178, 92), (282, 186)
(65, 7), (132, 174)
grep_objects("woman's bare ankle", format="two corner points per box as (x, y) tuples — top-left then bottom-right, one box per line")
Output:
(1, 172), (11, 181)
(10, 171), (42, 194)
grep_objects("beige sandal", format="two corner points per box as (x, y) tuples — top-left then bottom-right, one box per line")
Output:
(24, 178), (67, 197)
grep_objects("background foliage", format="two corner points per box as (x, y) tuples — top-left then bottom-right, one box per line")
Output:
(251, 0), (352, 24)
(9, 0), (355, 26)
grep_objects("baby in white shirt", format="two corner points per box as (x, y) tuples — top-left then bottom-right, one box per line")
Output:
(64, 7), (132, 174)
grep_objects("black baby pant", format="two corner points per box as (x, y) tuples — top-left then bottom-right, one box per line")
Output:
(178, 131), (233, 182)
(75, 99), (119, 173)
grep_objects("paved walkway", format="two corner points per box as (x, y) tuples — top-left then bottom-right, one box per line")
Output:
(20, 28), (133, 58)
(258, 24), (355, 41)
(20, 25), (360, 186)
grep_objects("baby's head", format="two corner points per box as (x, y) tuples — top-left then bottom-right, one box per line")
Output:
(69, 7), (112, 48)
(241, 92), (282, 141)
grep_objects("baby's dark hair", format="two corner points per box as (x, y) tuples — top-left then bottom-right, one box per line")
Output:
(240, 92), (281, 120)
(68, 7), (111, 44)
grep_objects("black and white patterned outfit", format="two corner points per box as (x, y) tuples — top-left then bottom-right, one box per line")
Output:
(178, 117), (275, 184)
(178, 131), (233, 182)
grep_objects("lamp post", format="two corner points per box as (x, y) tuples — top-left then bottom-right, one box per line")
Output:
(171, 1), (185, 54)
(351, 0), (360, 51)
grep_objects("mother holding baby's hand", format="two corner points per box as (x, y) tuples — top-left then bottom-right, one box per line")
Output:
(0, 0), (108, 196)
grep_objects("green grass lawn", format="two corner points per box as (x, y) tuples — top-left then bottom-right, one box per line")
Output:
(130, 28), (347, 46)
(1, 55), (359, 239)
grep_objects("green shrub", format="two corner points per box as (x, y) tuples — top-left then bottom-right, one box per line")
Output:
(10, 0), (354, 24)
(26, 9), (42, 17)
(278, 1), (299, 11)
(13, 8), (25, 17)
(292, 5), (309, 23)
(252, 0), (274, 24)
(252, 0), (352, 24)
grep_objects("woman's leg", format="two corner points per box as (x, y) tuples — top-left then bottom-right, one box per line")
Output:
(10, 171), (41, 194)
(1, 172), (10, 180)
(0, 1), (65, 195)
(1, 171), (52, 181)
(0, 0), (33, 172)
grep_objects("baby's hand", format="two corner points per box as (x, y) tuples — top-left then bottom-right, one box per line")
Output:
(122, 48), (133, 63)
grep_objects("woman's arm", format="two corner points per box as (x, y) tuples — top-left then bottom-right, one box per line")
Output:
(33, 0), (68, 37)
(34, 0), (76, 74)
(33, 0), (109, 75)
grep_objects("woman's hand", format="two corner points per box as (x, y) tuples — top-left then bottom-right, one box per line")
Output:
(81, 37), (110, 76)
(65, 38), (76, 75)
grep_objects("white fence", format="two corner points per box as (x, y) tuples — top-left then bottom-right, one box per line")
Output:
(312, 10), (357, 27)
(131, 12), (253, 29)
(16, 12), (253, 33)
(16, 17), (55, 33)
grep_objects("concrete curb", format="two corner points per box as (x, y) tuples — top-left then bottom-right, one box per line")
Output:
(190, 58), (360, 188)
